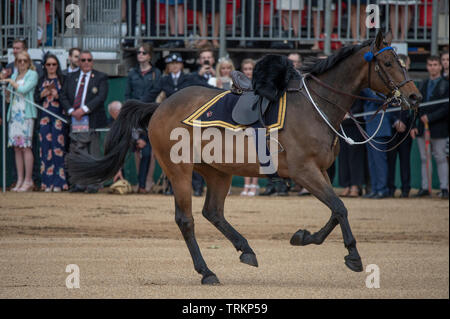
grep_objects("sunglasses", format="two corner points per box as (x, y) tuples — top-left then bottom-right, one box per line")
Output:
(81, 58), (93, 62)
(45, 63), (57, 66)
(17, 59), (29, 63)
(137, 51), (148, 55)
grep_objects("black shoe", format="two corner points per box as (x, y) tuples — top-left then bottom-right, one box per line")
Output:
(122, 39), (134, 48)
(86, 186), (99, 194)
(174, 40), (184, 48)
(245, 41), (257, 48)
(363, 192), (377, 198)
(275, 182), (289, 196)
(439, 189), (449, 199)
(160, 39), (183, 49)
(400, 191), (410, 198)
(373, 192), (389, 199)
(270, 40), (294, 49)
(414, 189), (430, 197)
(193, 189), (203, 197)
(69, 185), (86, 193)
(142, 39), (155, 46)
(260, 185), (276, 196)
(159, 41), (175, 49)
(270, 30), (294, 49)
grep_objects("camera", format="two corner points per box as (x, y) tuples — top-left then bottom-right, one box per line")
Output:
(204, 60), (210, 66)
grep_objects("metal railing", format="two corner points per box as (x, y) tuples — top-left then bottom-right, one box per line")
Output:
(0, 0), (448, 58)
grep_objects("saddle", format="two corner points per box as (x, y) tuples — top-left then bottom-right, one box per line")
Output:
(231, 71), (271, 126)
(231, 70), (303, 126)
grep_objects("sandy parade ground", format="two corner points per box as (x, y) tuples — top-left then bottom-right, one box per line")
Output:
(0, 190), (448, 299)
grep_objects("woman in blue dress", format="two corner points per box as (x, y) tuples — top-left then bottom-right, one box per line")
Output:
(34, 53), (68, 192)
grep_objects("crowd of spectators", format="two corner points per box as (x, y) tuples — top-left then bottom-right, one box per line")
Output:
(117, 0), (430, 50)
(0, 36), (448, 199)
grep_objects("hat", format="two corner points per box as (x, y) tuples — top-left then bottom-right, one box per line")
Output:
(109, 179), (132, 195)
(165, 52), (183, 64)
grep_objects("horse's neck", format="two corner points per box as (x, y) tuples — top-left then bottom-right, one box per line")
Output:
(311, 52), (368, 126)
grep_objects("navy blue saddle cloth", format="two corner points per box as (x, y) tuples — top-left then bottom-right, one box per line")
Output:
(182, 90), (287, 131)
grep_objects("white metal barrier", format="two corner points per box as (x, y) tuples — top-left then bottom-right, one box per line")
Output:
(1, 0), (448, 57)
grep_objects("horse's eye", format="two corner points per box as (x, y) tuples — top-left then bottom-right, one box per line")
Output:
(384, 61), (392, 67)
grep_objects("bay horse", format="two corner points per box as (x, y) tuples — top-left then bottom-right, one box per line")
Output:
(67, 31), (421, 285)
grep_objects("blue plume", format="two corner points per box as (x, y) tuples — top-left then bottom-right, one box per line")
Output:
(364, 51), (374, 62)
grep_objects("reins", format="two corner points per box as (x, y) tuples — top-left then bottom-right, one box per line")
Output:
(305, 82), (409, 148)
(292, 41), (417, 151)
(301, 76), (387, 146)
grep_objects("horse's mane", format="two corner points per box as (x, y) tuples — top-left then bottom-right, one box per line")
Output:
(300, 39), (372, 75)
(252, 54), (301, 102)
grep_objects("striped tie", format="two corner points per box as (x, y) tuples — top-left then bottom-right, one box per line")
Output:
(73, 74), (86, 109)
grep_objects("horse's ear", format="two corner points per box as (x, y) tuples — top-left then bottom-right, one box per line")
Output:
(384, 31), (393, 46)
(375, 29), (384, 49)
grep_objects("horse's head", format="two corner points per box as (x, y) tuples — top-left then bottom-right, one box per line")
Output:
(364, 30), (422, 110)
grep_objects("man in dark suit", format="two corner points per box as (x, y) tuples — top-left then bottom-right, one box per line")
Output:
(60, 50), (108, 193)
(411, 55), (449, 198)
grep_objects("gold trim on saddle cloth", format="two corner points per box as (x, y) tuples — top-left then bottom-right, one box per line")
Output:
(181, 91), (287, 132)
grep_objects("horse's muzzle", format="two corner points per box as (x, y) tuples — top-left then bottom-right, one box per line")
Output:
(408, 92), (422, 107)
(401, 92), (422, 110)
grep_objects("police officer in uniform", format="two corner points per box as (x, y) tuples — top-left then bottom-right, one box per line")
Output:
(160, 52), (192, 98)
(160, 53), (205, 196)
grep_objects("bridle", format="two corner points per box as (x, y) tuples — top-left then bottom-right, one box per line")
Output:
(364, 41), (414, 110)
(289, 40), (418, 151)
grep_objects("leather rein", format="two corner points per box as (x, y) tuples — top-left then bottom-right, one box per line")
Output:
(287, 41), (417, 152)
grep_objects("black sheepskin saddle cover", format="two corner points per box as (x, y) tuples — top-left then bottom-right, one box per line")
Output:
(182, 55), (297, 131)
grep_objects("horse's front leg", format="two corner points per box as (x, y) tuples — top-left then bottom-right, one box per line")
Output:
(290, 169), (338, 246)
(290, 163), (363, 272)
(198, 166), (258, 267)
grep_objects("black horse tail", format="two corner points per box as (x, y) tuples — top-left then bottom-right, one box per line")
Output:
(66, 100), (159, 185)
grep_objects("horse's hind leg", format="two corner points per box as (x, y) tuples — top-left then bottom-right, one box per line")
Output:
(166, 165), (220, 285)
(199, 167), (258, 267)
(290, 164), (363, 272)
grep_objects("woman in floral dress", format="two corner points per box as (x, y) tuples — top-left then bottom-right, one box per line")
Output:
(2, 52), (38, 192)
(34, 53), (68, 192)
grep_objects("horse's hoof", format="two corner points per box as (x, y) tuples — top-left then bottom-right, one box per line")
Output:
(290, 229), (311, 246)
(344, 255), (363, 272)
(201, 274), (221, 285)
(240, 253), (258, 267)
